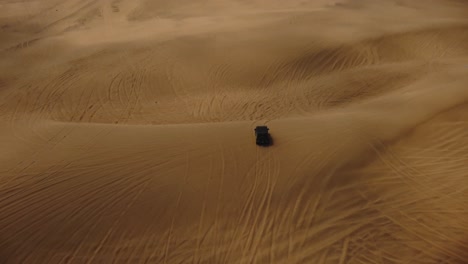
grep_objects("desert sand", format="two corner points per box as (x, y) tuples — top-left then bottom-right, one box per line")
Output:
(1, 0), (468, 263)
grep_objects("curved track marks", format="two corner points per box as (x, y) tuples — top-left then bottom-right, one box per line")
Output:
(2, 0), (468, 263)
(2, 22), (468, 125)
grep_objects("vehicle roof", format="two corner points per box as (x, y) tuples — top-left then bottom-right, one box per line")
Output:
(254, 126), (269, 132)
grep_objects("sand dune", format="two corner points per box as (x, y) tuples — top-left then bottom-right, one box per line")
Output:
(1, 0), (468, 263)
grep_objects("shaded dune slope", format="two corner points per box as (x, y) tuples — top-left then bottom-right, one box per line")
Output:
(2, 23), (468, 125)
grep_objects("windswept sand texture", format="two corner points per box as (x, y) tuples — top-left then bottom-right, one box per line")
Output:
(1, 0), (468, 263)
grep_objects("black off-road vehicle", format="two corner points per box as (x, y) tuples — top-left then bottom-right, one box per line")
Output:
(254, 126), (271, 146)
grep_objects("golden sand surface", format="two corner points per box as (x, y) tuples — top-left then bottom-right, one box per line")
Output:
(1, 0), (468, 263)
